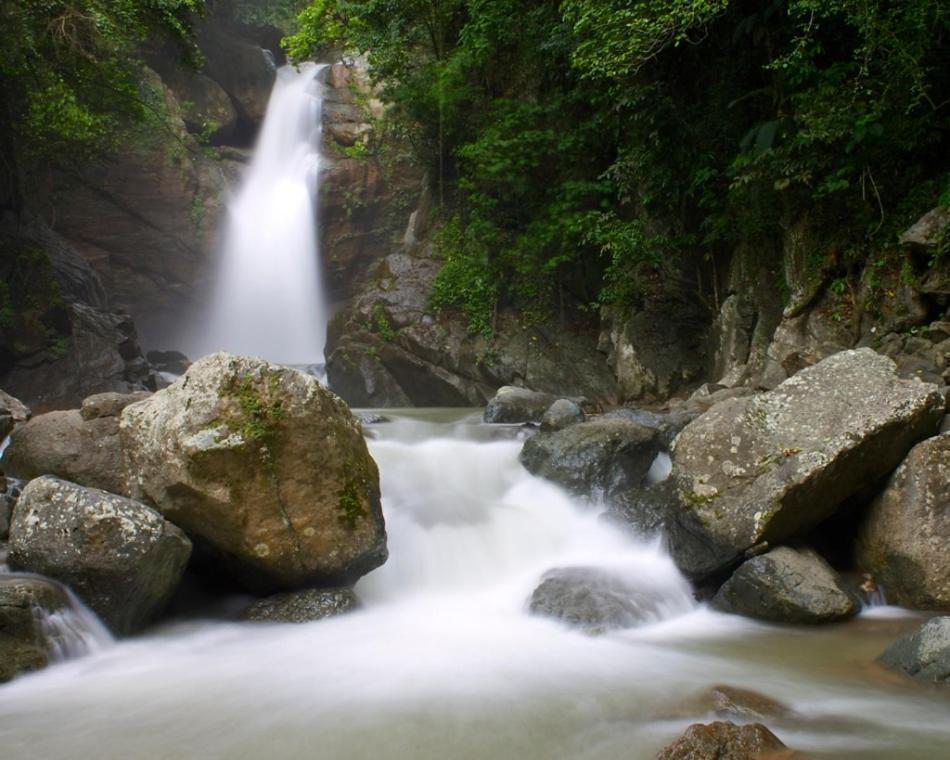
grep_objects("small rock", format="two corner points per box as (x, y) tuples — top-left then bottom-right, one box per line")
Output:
(707, 684), (793, 722)
(656, 721), (787, 759)
(8, 476), (192, 634)
(80, 391), (151, 421)
(241, 587), (360, 623)
(711, 547), (859, 624)
(878, 617), (950, 685)
(484, 386), (557, 424)
(0, 389), (30, 440)
(528, 567), (665, 634)
(355, 412), (390, 425)
(540, 399), (585, 432)
(0, 576), (69, 683)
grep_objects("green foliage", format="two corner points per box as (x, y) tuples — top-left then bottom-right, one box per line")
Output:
(233, 0), (308, 31)
(371, 303), (395, 341)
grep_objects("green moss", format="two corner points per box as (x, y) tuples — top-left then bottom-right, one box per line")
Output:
(337, 456), (369, 530)
(371, 303), (396, 341)
(217, 370), (285, 473)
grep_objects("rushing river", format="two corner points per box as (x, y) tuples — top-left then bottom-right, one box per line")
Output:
(0, 410), (948, 759)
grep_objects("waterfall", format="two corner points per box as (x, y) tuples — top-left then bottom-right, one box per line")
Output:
(196, 63), (329, 365)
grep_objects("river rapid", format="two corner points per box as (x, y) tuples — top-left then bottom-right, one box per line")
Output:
(0, 409), (947, 759)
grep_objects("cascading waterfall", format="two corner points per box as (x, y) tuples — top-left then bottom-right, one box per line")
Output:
(195, 63), (329, 365)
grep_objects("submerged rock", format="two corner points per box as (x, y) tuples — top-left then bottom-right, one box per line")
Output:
(241, 587), (360, 623)
(878, 617), (950, 685)
(484, 386), (557, 424)
(520, 417), (660, 498)
(0, 576), (69, 683)
(8, 476), (191, 635)
(539, 398), (585, 432)
(667, 349), (944, 580)
(856, 432), (950, 610)
(120, 353), (387, 592)
(706, 684), (794, 722)
(528, 567), (665, 634)
(711, 547), (859, 624)
(656, 721), (787, 759)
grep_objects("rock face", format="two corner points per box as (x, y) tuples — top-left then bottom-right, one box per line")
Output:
(7, 476), (192, 634)
(667, 349), (944, 580)
(0, 576), (70, 683)
(711, 547), (859, 624)
(520, 418), (660, 498)
(540, 398), (586, 432)
(656, 721), (787, 760)
(856, 433), (950, 609)
(878, 617), (950, 685)
(484, 387), (557, 424)
(241, 587), (360, 623)
(0, 392), (149, 495)
(120, 353), (387, 591)
(528, 567), (665, 634)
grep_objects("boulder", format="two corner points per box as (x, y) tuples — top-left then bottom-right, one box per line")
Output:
(878, 617), (950, 685)
(485, 386), (557, 424)
(856, 433), (950, 609)
(8, 476), (191, 634)
(1, 401), (132, 495)
(520, 417), (660, 498)
(603, 480), (676, 537)
(0, 390), (30, 439)
(241, 587), (360, 623)
(159, 70), (239, 143)
(899, 206), (950, 251)
(602, 407), (697, 448)
(528, 567), (666, 634)
(656, 721), (787, 760)
(711, 547), (859, 624)
(667, 349), (944, 580)
(540, 399), (585, 432)
(0, 576), (70, 683)
(120, 353), (387, 591)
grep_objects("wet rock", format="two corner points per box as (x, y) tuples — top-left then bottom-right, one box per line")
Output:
(485, 386), (557, 424)
(711, 547), (859, 624)
(878, 617), (950, 685)
(120, 353), (387, 592)
(856, 433), (950, 609)
(8, 476), (191, 635)
(0, 390), (30, 440)
(667, 349), (944, 580)
(0, 576), (70, 683)
(0, 476), (22, 541)
(355, 412), (389, 425)
(520, 417), (660, 498)
(707, 684), (793, 722)
(540, 399), (585, 432)
(241, 587), (360, 623)
(603, 407), (696, 448)
(656, 721), (788, 759)
(528, 567), (665, 634)
(1, 404), (127, 495)
(603, 480), (676, 537)
(146, 351), (191, 376)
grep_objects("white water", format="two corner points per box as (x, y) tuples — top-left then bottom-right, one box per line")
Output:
(0, 412), (948, 759)
(193, 64), (328, 364)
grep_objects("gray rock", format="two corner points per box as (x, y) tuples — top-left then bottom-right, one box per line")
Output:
(485, 386), (557, 424)
(241, 587), (360, 623)
(0, 390), (30, 440)
(520, 417), (660, 498)
(602, 407), (696, 448)
(80, 391), (152, 421)
(120, 353), (387, 592)
(0, 576), (69, 683)
(0, 476), (22, 541)
(355, 412), (390, 426)
(528, 567), (665, 634)
(711, 547), (859, 624)
(8, 476), (192, 634)
(899, 206), (950, 250)
(603, 480), (676, 537)
(667, 349), (944, 580)
(146, 350), (191, 376)
(540, 399), (585, 432)
(856, 433), (950, 609)
(878, 617), (950, 685)
(1, 407), (126, 495)
(656, 721), (787, 760)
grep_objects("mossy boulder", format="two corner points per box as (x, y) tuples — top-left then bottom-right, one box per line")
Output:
(120, 353), (387, 591)
(667, 349), (944, 580)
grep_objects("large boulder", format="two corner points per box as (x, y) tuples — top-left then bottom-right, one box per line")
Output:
(8, 476), (191, 634)
(241, 587), (360, 623)
(520, 417), (660, 498)
(120, 353), (387, 591)
(878, 617), (950, 685)
(667, 349), (944, 580)
(0, 576), (70, 683)
(856, 433), (950, 609)
(484, 386), (557, 424)
(528, 567), (667, 634)
(656, 721), (787, 760)
(711, 547), (859, 624)
(0, 391), (148, 495)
